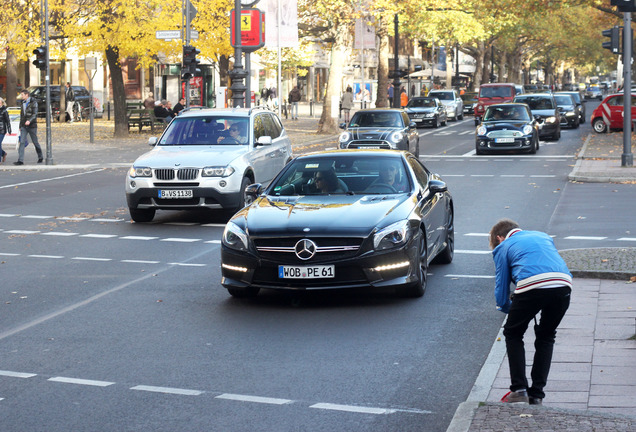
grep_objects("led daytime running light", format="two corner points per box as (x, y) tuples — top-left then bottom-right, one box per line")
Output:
(222, 263), (248, 273)
(374, 261), (410, 272)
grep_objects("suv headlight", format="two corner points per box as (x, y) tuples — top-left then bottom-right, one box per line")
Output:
(339, 131), (351, 143)
(128, 166), (152, 178)
(222, 222), (249, 251)
(389, 131), (404, 143)
(374, 220), (410, 251)
(202, 166), (235, 177)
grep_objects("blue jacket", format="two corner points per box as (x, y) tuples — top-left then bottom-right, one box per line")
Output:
(492, 229), (572, 313)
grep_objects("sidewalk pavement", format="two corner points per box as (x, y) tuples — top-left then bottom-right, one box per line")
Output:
(2, 106), (636, 431)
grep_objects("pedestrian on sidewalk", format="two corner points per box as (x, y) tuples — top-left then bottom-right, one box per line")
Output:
(14, 89), (43, 165)
(341, 86), (354, 122)
(65, 82), (75, 122)
(0, 97), (11, 163)
(288, 86), (302, 120)
(489, 219), (572, 406)
(400, 87), (408, 108)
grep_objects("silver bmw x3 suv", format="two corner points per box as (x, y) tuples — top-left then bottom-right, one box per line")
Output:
(125, 107), (292, 222)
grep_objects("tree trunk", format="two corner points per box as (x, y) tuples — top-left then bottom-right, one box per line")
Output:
(6, 50), (18, 106)
(106, 45), (129, 137)
(317, 29), (348, 134)
(59, 60), (67, 123)
(375, 24), (389, 108)
(497, 51), (506, 83)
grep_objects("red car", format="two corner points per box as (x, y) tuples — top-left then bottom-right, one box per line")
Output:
(473, 83), (523, 125)
(591, 93), (636, 133)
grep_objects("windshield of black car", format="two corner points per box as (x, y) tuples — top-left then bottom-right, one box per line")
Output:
(407, 98), (436, 108)
(479, 86), (513, 98)
(270, 156), (412, 196)
(158, 116), (250, 146)
(483, 106), (530, 122)
(514, 96), (554, 110)
(349, 112), (403, 128)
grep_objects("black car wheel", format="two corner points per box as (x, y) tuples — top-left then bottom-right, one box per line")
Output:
(433, 116), (439, 128)
(458, 112), (464, 121)
(129, 208), (156, 223)
(529, 137), (538, 154)
(475, 145), (484, 155)
(433, 210), (454, 264)
(227, 287), (260, 298)
(401, 231), (427, 298)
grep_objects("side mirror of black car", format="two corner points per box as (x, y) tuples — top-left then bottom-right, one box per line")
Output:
(245, 183), (263, 200)
(428, 179), (447, 194)
(339, 122), (347, 129)
(533, 114), (543, 122)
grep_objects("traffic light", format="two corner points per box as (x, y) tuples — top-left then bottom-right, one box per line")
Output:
(182, 45), (201, 80)
(602, 26), (621, 54)
(33, 46), (47, 70)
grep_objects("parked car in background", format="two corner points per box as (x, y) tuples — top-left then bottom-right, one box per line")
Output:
(339, 109), (420, 157)
(27, 85), (97, 121)
(221, 150), (454, 299)
(460, 92), (478, 115)
(404, 97), (447, 128)
(475, 103), (540, 155)
(555, 91), (586, 124)
(427, 89), (464, 121)
(513, 93), (561, 140)
(125, 107), (293, 222)
(590, 93), (636, 133)
(473, 83), (522, 125)
(523, 84), (539, 93)
(553, 93), (580, 128)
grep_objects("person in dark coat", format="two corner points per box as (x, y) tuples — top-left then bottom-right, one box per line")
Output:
(173, 97), (186, 116)
(288, 86), (301, 120)
(15, 90), (43, 165)
(0, 97), (12, 163)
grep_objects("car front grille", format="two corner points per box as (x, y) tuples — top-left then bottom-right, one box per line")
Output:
(254, 237), (363, 263)
(154, 168), (200, 181)
(486, 130), (523, 138)
(347, 141), (392, 149)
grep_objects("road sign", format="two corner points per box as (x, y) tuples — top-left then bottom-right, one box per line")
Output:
(156, 30), (181, 40)
(230, 8), (265, 52)
(190, 30), (199, 40)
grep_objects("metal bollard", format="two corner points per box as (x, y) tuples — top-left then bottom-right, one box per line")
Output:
(107, 102), (111, 121)
(309, 99), (314, 117)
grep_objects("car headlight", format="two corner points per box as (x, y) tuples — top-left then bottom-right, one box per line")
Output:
(424, 113), (434, 118)
(374, 220), (411, 251)
(389, 131), (404, 143)
(477, 125), (487, 135)
(339, 132), (351, 143)
(545, 116), (557, 124)
(565, 112), (575, 117)
(222, 221), (249, 251)
(202, 166), (235, 177)
(522, 125), (533, 135)
(128, 166), (152, 178)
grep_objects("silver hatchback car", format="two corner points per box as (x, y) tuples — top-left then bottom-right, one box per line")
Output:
(125, 107), (293, 222)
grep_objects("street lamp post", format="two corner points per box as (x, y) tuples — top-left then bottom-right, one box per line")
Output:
(392, 14), (401, 108)
(229, 0), (248, 107)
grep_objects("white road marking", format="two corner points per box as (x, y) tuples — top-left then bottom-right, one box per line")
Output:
(48, 377), (115, 387)
(21, 215), (53, 219)
(205, 240), (222, 244)
(446, 274), (495, 279)
(0, 169), (105, 190)
(0, 370), (37, 378)
(72, 257), (112, 261)
(617, 237), (636, 241)
(470, 174), (495, 177)
(164, 222), (198, 226)
(168, 262), (206, 267)
(91, 218), (124, 223)
(216, 393), (293, 405)
(501, 175), (525, 177)
(564, 236), (607, 241)
(28, 255), (64, 259)
(160, 238), (201, 243)
(201, 223), (227, 227)
(310, 403), (397, 415)
(80, 234), (117, 238)
(41, 232), (78, 237)
(0, 214), (18, 217)
(131, 385), (203, 396)
(5, 230), (40, 234)
(455, 250), (491, 254)
(120, 236), (158, 241)
(0, 253), (20, 256)
(121, 260), (161, 264)
(530, 175), (556, 178)
(464, 233), (489, 237)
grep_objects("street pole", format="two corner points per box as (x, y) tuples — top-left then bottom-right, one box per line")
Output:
(392, 14), (400, 108)
(490, 45), (494, 83)
(44, 0), (53, 165)
(229, 0), (247, 107)
(455, 43), (460, 90)
(184, 0), (190, 107)
(622, 12), (634, 167)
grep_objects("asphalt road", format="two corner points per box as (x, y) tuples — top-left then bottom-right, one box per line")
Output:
(2, 105), (635, 431)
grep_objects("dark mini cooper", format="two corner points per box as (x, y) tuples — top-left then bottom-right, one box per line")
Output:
(405, 97), (447, 128)
(221, 150), (454, 299)
(339, 109), (420, 157)
(475, 103), (540, 155)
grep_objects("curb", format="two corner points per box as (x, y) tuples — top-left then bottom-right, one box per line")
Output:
(445, 402), (481, 432)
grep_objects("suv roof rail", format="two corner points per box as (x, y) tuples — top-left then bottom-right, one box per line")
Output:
(248, 105), (271, 115)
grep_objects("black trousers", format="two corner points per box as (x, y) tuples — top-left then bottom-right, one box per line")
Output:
(503, 286), (571, 399)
